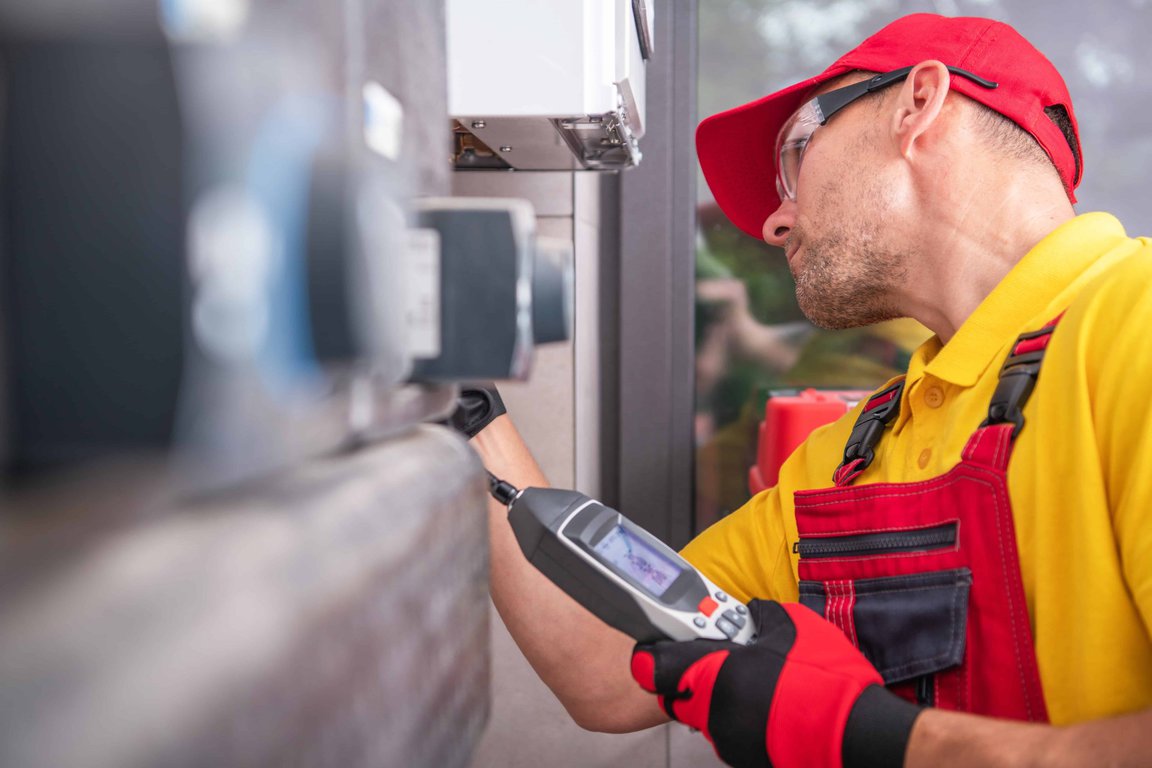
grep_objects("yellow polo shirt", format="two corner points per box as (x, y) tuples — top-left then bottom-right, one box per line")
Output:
(682, 213), (1152, 725)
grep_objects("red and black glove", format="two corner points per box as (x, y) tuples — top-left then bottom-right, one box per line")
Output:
(630, 600), (922, 768)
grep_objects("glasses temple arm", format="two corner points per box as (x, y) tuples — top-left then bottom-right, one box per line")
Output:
(815, 65), (999, 124)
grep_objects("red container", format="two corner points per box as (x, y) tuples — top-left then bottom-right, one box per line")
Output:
(749, 389), (870, 494)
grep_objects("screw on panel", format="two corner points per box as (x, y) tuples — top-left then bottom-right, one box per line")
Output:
(471, 120), (486, 129)
(499, 146), (512, 152)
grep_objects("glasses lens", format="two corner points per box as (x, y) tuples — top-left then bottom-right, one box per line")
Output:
(775, 100), (821, 201)
(777, 138), (808, 200)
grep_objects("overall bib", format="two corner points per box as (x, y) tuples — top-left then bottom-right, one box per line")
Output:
(792, 317), (1062, 722)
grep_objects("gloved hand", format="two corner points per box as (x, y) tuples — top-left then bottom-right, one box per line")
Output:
(630, 600), (922, 768)
(444, 383), (507, 438)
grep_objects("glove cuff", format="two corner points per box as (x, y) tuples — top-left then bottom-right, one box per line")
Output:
(841, 684), (923, 768)
(447, 384), (507, 438)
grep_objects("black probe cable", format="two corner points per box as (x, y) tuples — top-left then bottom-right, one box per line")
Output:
(486, 470), (520, 506)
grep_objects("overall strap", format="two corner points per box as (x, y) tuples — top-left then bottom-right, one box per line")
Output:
(962, 312), (1066, 469)
(978, 313), (1065, 438)
(833, 313), (1066, 486)
(832, 379), (905, 486)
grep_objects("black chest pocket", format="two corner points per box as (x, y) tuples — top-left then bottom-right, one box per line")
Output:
(799, 567), (971, 684)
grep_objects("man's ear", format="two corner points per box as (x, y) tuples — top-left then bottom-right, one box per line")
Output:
(891, 60), (951, 158)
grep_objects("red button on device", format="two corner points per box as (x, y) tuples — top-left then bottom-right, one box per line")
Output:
(697, 596), (719, 617)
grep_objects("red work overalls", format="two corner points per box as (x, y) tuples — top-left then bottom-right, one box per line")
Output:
(792, 317), (1063, 721)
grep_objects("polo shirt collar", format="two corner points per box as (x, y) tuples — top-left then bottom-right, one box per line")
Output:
(909, 212), (1129, 388)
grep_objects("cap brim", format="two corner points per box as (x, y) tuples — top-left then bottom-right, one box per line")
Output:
(697, 69), (848, 239)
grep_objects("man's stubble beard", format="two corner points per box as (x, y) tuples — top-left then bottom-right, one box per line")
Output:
(789, 181), (910, 330)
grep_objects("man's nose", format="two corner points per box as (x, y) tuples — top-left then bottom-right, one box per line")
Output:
(761, 199), (796, 247)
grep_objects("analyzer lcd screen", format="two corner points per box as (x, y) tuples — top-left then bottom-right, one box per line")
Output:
(592, 525), (684, 598)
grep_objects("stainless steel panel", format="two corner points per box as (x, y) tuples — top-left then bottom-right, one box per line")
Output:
(454, 118), (585, 171)
(574, 173), (606, 499)
(452, 172), (575, 218)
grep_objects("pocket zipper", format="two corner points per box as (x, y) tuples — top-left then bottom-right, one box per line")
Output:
(794, 522), (957, 559)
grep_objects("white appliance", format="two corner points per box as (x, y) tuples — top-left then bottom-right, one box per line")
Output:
(447, 0), (651, 170)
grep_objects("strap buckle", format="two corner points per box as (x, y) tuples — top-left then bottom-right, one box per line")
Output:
(838, 380), (904, 475)
(980, 317), (1061, 439)
(980, 354), (1042, 438)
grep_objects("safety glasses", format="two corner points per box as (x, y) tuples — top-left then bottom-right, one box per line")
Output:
(774, 65), (999, 202)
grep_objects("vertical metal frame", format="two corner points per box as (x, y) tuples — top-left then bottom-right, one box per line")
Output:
(615, 0), (698, 548)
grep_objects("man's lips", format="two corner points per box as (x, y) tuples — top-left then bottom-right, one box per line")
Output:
(785, 242), (800, 265)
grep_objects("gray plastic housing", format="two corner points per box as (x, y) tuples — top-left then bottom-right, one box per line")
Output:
(508, 487), (756, 644)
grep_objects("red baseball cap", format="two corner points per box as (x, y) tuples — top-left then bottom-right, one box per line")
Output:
(698, 14), (1083, 238)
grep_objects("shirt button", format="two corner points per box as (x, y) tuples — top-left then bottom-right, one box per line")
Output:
(924, 386), (945, 409)
(918, 448), (932, 469)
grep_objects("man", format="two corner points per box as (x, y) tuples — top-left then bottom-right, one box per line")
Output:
(473, 13), (1152, 768)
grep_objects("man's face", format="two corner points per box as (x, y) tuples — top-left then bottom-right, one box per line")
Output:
(770, 79), (912, 330)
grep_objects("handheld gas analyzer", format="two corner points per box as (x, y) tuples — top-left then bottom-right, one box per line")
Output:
(488, 474), (757, 645)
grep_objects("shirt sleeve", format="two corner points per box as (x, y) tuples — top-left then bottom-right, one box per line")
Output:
(1086, 243), (1152, 641)
(679, 485), (798, 605)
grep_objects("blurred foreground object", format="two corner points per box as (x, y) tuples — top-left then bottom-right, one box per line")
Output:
(0, 0), (492, 765)
(410, 199), (573, 382)
(0, 433), (487, 768)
